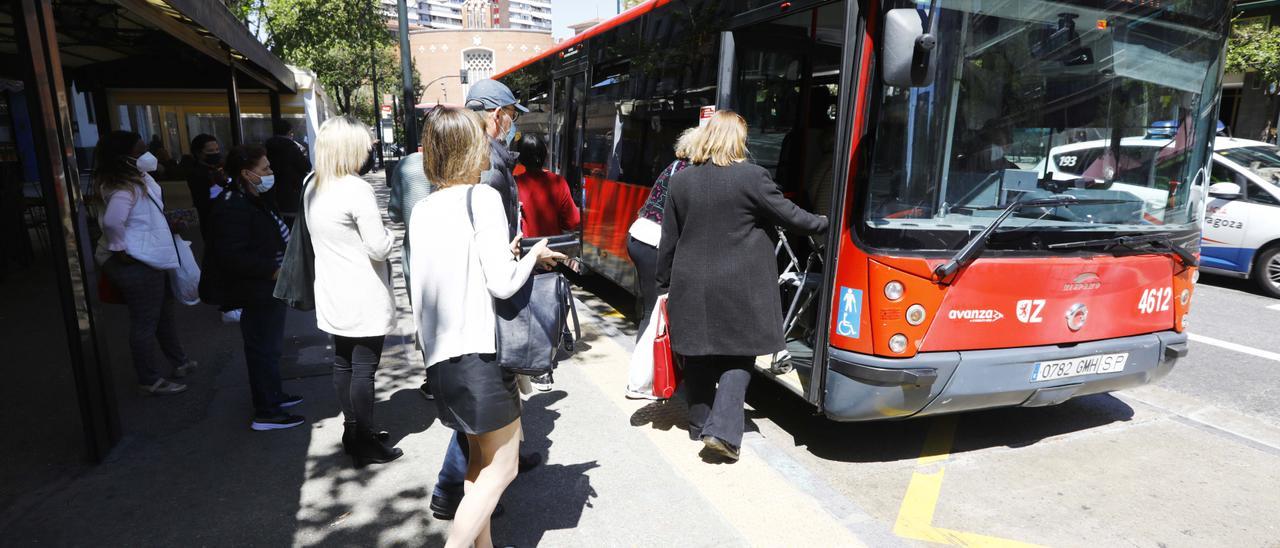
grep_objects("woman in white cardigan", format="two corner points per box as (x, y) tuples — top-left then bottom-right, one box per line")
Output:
(305, 116), (401, 467)
(95, 130), (195, 396)
(409, 107), (562, 548)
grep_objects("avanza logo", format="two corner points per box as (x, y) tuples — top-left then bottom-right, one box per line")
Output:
(947, 309), (1004, 323)
(1063, 273), (1102, 292)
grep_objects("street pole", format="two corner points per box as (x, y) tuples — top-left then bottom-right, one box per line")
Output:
(397, 0), (418, 153)
(371, 44), (384, 170)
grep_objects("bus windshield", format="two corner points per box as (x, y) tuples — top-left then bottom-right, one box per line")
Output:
(860, 0), (1230, 252)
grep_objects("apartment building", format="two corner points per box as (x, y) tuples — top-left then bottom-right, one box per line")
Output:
(381, 0), (549, 32)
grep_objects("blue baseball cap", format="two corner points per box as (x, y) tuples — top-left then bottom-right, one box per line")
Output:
(464, 79), (528, 113)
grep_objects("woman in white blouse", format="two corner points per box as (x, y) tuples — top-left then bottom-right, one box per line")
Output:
(409, 107), (562, 548)
(305, 116), (401, 467)
(95, 130), (195, 396)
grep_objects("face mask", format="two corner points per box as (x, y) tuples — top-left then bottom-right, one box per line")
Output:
(505, 121), (518, 147)
(204, 152), (223, 166)
(136, 152), (159, 173)
(252, 174), (276, 194)
(358, 154), (374, 176)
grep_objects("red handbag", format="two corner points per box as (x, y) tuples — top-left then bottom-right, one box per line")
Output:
(652, 296), (681, 399)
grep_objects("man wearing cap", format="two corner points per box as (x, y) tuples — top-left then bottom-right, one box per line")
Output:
(466, 78), (528, 240)
(429, 80), (544, 522)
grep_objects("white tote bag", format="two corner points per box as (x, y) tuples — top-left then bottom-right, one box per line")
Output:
(169, 236), (201, 305)
(627, 294), (665, 396)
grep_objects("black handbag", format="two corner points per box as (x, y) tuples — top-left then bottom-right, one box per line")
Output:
(467, 186), (580, 375)
(273, 174), (316, 310)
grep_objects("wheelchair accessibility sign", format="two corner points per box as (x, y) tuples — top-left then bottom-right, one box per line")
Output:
(836, 287), (862, 339)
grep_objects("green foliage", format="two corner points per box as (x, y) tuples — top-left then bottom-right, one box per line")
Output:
(235, 0), (422, 120)
(1225, 17), (1280, 88)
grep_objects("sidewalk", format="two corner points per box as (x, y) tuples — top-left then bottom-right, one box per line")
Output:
(0, 172), (871, 547)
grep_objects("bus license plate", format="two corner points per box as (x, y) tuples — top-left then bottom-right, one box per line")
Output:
(1031, 353), (1129, 383)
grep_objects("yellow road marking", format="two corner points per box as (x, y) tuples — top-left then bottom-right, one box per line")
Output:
(893, 417), (1045, 548)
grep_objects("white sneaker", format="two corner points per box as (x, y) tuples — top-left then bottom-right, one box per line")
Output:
(138, 379), (188, 396)
(174, 360), (198, 378)
(625, 387), (659, 401)
(531, 373), (553, 392)
(221, 309), (242, 323)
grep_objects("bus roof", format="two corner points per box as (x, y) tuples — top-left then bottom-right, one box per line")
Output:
(494, 0), (671, 79)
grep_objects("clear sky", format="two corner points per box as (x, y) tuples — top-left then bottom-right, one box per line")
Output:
(551, 0), (618, 40)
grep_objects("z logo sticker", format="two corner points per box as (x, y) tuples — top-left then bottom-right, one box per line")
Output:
(1016, 299), (1045, 324)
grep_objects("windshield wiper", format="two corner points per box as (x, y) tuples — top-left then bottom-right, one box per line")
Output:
(1048, 232), (1198, 267)
(933, 196), (1137, 284)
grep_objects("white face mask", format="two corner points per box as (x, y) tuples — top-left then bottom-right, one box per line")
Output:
(136, 151), (159, 173)
(253, 174), (276, 194)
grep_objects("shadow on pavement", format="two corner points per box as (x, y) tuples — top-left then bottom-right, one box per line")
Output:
(744, 375), (1136, 463)
(495, 390), (600, 547)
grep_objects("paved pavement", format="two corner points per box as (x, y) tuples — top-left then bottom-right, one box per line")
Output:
(3, 171), (1279, 546)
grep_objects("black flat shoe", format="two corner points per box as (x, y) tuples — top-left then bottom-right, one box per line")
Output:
(701, 435), (740, 462)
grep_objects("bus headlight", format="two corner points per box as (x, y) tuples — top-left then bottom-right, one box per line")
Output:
(889, 334), (909, 354)
(884, 281), (905, 301)
(906, 304), (927, 326)
(1192, 269), (1200, 284)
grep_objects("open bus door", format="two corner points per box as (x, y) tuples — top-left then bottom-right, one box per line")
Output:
(719, 0), (859, 408)
(529, 65), (587, 257)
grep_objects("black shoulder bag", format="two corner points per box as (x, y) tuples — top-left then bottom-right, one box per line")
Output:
(273, 174), (316, 310)
(467, 186), (580, 375)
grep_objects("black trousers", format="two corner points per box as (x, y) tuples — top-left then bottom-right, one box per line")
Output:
(240, 299), (288, 417)
(683, 355), (753, 448)
(332, 335), (386, 428)
(102, 255), (187, 385)
(627, 236), (659, 338)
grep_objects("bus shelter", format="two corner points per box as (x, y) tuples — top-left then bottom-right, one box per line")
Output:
(0, 0), (300, 508)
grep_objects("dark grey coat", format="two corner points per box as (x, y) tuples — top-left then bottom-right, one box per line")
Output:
(655, 161), (828, 357)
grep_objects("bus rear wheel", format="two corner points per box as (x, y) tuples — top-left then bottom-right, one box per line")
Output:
(1254, 246), (1280, 299)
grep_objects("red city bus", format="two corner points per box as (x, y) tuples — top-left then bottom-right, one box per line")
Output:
(497, 0), (1233, 420)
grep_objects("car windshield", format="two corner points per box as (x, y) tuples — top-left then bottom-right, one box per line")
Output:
(861, 0), (1229, 252)
(1219, 145), (1280, 184)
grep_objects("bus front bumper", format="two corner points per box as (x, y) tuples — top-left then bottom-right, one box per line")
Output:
(822, 331), (1187, 422)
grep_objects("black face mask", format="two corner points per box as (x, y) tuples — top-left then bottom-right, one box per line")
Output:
(358, 154), (374, 176)
(204, 153), (223, 166)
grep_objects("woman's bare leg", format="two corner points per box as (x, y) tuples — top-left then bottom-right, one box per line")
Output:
(444, 419), (521, 548)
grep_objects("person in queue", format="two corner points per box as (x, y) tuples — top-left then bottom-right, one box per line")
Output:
(201, 145), (305, 431)
(184, 134), (226, 245)
(655, 111), (828, 462)
(306, 116), (401, 467)
(409, 106), (564, 548)
(263, 119), (312, 223)
(624, 126), (699, 400)
(424, 79), (544, 522)
(514, 132), (579, 238)
(95, 130), (196, 396)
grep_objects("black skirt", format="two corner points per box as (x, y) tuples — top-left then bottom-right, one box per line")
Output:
(428, 353), (520, 435)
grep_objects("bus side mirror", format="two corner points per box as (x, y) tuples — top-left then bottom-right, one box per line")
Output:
(883, 8), (937, 88)
(1208, 182), (1242, 200)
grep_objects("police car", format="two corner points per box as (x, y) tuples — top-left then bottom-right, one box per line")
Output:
(1037, 129), (1280, 298)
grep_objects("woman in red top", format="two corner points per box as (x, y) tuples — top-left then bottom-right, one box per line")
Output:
(514, 133), (580, 238)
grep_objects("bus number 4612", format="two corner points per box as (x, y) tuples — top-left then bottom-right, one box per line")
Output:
(1138, 287), (1172, 315)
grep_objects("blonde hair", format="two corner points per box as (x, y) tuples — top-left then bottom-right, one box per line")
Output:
(674, 127), (700, 160)
(689, 111), (749, 167)
(313, 116), (372, 187)
(421, 107), (490, 189)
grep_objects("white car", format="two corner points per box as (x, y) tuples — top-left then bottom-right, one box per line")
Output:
(1037, 136), (1280, 298)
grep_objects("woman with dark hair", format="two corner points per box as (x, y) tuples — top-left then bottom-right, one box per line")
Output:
(201, 145), (305, 431)
(94, 130), (195, 396)
(514, 133), (579, 238)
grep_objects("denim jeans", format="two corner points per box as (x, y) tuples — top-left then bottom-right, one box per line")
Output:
(684, 355), (754, 448)
(240, 299), (288, 417)
(332, 335), (387, 428)
(434, 430), (469, 498)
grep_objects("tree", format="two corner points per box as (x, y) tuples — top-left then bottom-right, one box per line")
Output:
(1225, 17), (1280, 89)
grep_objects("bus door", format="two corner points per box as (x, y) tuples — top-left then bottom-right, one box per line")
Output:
(721, 0), (851, 402)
